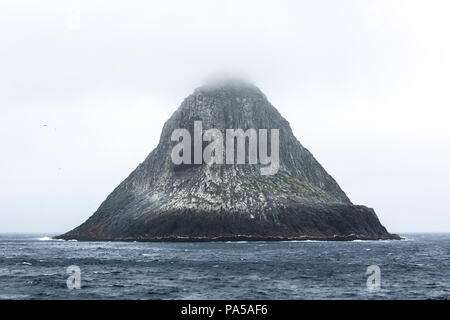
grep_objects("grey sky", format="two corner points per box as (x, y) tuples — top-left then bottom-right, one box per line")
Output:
(1, 0), (449, 233)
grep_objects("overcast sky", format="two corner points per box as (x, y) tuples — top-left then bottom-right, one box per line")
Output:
(1, 0), (449, 233)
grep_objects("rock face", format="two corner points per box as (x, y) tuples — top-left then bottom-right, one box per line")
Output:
(57, 81), (399, 241)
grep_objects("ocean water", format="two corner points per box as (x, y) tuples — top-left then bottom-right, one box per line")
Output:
(0, 233), (449, 300)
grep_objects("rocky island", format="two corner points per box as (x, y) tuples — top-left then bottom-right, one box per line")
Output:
(56, 81), (399, 241)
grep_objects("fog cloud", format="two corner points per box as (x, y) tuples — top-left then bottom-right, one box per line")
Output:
(1, 0), (449, 232)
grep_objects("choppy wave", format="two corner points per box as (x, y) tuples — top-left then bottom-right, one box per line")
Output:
(37, 236), (52, 241)
(1, 233), (449, 299)
(37, 236), (65, 241)
(225, 241), (249, 243)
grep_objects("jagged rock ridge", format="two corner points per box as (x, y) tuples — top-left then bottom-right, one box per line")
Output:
(57, 81), (399, 241)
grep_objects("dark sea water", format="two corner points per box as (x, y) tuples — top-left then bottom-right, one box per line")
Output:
(0, 233), (449, 300)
